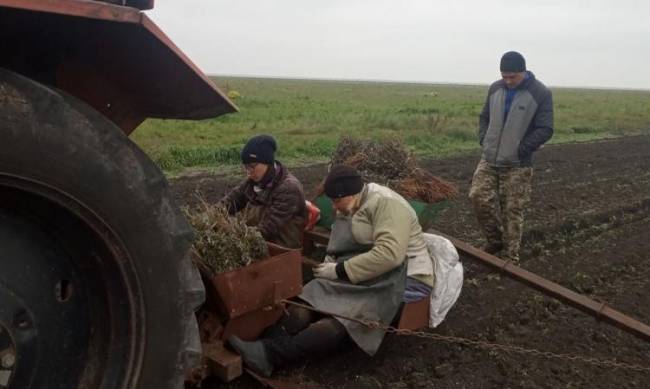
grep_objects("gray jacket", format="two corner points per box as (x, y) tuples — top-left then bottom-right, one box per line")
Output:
(479, 71), (553, 167)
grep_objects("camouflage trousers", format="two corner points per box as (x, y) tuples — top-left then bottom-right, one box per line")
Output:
(469, 159), (533, 261)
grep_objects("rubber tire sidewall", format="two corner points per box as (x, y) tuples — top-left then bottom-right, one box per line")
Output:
(0, 69), (200, 388)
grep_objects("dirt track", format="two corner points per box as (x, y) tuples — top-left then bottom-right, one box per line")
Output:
(172, 136), (650, 389)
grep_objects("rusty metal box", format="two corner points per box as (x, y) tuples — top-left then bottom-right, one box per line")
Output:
(209, 243), (303, 320)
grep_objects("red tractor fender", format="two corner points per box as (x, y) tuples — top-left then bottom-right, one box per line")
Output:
(0, 0), (237, 134)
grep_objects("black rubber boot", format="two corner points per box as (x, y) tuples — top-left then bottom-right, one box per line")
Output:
(261, 304), (315, 339)
(227, 336), (274, 377)
(263, 317), (348, 367)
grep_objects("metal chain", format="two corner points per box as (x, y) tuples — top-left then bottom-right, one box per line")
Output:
(281, 299), (650, 373)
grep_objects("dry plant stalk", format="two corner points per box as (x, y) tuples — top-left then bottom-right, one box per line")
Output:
(184, 196), (268, 275)
(331, 135), (457, 203)
(396, 170), (458, 203)
(332, 136), (417, 182)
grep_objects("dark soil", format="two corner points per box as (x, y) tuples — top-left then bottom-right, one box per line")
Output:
(172, 136), (650, 389)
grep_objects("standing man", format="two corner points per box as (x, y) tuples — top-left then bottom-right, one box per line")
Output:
(469, 51), (553, 261)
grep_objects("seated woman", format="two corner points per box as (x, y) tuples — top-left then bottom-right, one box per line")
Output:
(220, 134), (306, 249)
(228, 165), (438, 377)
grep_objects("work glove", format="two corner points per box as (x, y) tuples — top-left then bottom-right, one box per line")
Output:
(313, 262), (338, 280)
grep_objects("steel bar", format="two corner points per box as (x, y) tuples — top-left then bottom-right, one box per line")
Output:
(432, 230), (650, 343)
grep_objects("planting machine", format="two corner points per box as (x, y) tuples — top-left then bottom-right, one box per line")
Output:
(1, 1), (648, 388)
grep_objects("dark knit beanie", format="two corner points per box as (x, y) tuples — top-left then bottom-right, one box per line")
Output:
(324, 165), (364, 199)
(241, 134), (277, 165)
(500, 51), (526, 72)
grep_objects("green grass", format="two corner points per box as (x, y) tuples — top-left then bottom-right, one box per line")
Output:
(131, 77), (650, 174)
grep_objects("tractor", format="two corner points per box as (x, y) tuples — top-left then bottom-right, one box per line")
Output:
(0, 1), (236, 388)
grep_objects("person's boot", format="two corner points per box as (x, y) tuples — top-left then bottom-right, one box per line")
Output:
(482, 242), (503, 255)
(501, 249), (520, 264)
(227, 335), (274, 377)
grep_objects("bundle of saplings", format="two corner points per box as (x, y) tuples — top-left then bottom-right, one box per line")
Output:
(330, 136), (457, 203)
(184, 197), (268, 274)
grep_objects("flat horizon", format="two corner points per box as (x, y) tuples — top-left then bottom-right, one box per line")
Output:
(208, 73), (650, 93)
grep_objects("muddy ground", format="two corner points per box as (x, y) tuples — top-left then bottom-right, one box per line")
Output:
(172, 136), (650, 389)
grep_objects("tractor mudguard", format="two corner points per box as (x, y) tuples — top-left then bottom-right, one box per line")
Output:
(0, 0), (237, 134)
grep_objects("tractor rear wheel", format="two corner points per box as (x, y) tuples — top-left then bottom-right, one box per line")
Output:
(0, 69), (203, 389)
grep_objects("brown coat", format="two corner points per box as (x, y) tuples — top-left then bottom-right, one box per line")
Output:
(221, 162), (306, 248)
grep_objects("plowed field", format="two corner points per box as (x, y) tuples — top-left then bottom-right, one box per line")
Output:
(173, 136), (650, 389)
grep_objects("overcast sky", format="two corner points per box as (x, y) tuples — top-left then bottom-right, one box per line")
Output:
(148, 0), (650, 89)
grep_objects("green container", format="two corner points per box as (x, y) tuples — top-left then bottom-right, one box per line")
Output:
(313, 195), (448, 231)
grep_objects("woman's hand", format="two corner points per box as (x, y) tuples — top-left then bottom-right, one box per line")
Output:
(314, 263), (338, 280)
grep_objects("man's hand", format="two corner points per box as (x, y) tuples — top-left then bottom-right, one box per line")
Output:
(313, 262), (338, 280)
(323, 255), (336, 263)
